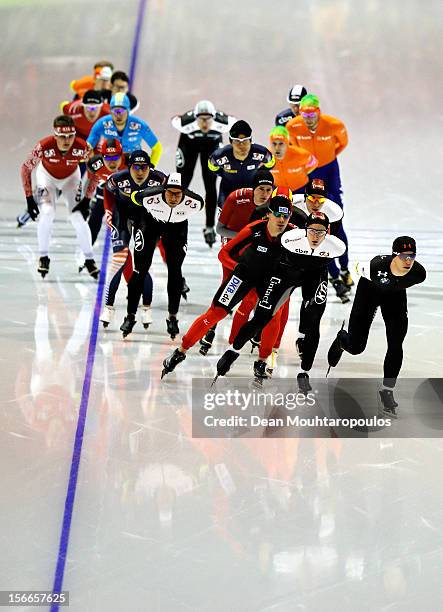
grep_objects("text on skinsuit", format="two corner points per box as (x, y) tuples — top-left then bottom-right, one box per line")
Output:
(219, 275), (242, 306)
(258, 277), (282, 310)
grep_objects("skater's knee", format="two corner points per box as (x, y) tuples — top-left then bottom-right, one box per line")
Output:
(347, 339), (366, 355)
(40, 203), (55, 220)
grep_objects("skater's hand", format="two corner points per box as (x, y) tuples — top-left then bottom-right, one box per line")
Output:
(72, 197), (90, 220)
(26, 195), (39, 221)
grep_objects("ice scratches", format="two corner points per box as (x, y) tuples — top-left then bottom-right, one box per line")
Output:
(8, 431), (34, 439)
(420, 516), (440, 532)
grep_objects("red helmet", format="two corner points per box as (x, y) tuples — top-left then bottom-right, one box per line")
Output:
(271, 186), (293, 201)
(100, 138), (123, 156)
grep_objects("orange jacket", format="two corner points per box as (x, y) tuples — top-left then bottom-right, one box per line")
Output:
(286, 114), (348, 167)
(70, 75), (95, 98)
(271, 145), (317, 191)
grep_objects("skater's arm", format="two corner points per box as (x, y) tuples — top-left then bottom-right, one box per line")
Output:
(216, 220), (237, 239)
(21, 142), (42, 197)
(218, 224), (256, 270)
(334, 120), (348, 156)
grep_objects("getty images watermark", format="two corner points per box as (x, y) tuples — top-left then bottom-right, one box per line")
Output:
(191, 378), (443, 438)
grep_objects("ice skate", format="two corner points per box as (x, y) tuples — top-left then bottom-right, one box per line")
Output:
(253, 359), (268, 381)
(203, 226), (216, 248)
(161, 348), (186, 379)
(17, 212), (31, 228)
(199, 326), (216, 356)
(38, 256), (50, 278)
(297, 372), (312, 393)
(326, 320), (346, 376)
(80, 258), (100, 280)
(378, 388), (398, 419)
(212, 349), (240, 385)
(340, 268), (354, 290)
(331, 278), (350, 304)
(166, 317), (179, 340)
(141, 306), (152, 329)
(120, 314), (136, 338)
(100, 305), (115, 328)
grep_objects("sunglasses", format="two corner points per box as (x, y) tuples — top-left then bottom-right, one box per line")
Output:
(395, 252), (416, 261)
(230, 136), (252, 143)
(111, 107), (127, 115)
(104, 154), (121, 161)
(301, 112), (318, 118)
(307, 227), (327, 236)
(132, 164), (149, 171)
(270, 210), (291, 219)
(307, 195), (326, 203)
(83, 104), (101, 112)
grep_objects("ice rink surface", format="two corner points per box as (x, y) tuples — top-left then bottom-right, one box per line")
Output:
(1, 0), (443, 610)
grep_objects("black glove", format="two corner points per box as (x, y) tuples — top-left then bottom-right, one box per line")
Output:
(87, 154), (105, 174)
(72, 197), (91, 220)
(26, 195), (39, 221)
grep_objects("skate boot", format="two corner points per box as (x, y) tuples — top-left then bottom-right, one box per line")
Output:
(297, 372), (312, 393)
(378, 388), (398, 419)
(212, 350), (240, 385)
(266, 349), (278, 378)
(181, 277), (190, 301)
(331, 278), (350, 303)
(80, 258), (100, 280)
(326, 321), (346, 376)
(253, 360), (268, 379)
(17, 211), (31, 228)
(340, 268), (354, 290)
(203, 226), (216, 248)
(161, 348), (186, 379)
(38, 256), (50, 278)
(100, 305), (115, 328)
(166, 317), (179, 340)
(141, 306), (152, 329)
(250, 332), (261, 354)
(296, 337), (304, 358)
(199, 326), (216, 356)
(120, 314), (136, 338)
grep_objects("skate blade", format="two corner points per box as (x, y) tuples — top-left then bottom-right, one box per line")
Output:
(161, 368), (168, 380)
(252, 377), (263, 389)
(377, 405), (398, 420)
(210, 375), (219, 387)
(326, 365), (331, 378)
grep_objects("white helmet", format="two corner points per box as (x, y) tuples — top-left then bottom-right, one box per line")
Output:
(194, 100), (216, 117)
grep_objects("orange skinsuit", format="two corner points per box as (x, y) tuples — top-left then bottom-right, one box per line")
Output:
(70, 75), (95, 98)
(286, 113), (348, 167)
(270, 131), (318, 191)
